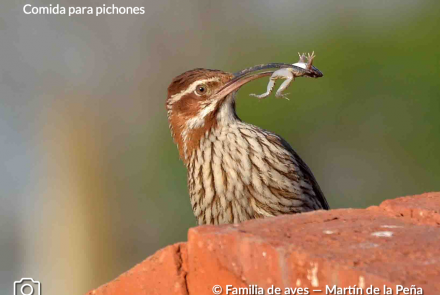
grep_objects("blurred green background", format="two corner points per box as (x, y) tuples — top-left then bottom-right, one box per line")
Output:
(1, 0), (439, 294)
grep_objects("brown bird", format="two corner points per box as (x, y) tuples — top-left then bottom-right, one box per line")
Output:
(166, 61), (329, 225)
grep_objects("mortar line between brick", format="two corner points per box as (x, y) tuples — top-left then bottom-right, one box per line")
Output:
(176, 244), (190, 295)
(276, 247), (291, 288)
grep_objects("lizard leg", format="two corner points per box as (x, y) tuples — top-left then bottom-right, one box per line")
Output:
(250, 77), (277, 99)
(275, 73), (294, 99)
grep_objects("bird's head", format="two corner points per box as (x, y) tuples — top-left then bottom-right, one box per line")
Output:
(166, 67), (274, 162)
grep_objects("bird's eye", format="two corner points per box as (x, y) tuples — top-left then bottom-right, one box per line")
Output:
(195, 84), (208, 96)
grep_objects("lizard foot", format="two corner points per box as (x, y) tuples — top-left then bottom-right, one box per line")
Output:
(275, 92), (290, 100)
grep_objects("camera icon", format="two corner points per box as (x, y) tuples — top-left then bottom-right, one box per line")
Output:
(14, 278), (41, 295)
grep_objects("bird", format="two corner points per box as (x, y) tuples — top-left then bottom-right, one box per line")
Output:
(166, 63), (329, 225)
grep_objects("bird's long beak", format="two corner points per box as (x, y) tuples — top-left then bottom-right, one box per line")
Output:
(211, 70), (274, 101)
(211, 62), (321, 100)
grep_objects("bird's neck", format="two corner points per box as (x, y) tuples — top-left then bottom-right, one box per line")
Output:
(176, 95), (240, 165)
(215, 94), (240, 125)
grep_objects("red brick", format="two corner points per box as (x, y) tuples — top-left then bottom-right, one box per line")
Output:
(189, 208), (439, 294)
(376, 192), (440, 226)
(86, 243), (188, 295)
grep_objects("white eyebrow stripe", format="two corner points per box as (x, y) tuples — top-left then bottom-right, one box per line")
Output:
(168, 77), (220, 105)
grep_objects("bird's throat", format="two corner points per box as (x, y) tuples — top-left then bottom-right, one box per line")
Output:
(177, 94), (239, 164)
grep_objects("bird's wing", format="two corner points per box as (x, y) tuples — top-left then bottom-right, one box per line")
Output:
(276, 136), (330, 210)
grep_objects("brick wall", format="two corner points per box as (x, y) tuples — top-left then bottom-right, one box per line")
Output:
(86, 192), (440, 295)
